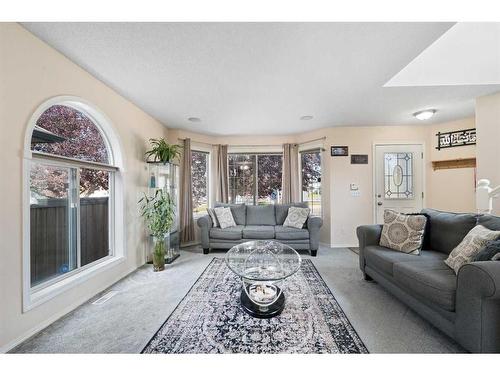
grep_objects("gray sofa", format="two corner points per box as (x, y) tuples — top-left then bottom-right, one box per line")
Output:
(357, 208), (500, 353)
(197, 202), (323, 256)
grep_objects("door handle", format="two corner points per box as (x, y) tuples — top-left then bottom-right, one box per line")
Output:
(377, 202), (383, 206)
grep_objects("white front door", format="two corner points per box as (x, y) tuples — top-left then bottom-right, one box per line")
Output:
(374, 144), (424, 223)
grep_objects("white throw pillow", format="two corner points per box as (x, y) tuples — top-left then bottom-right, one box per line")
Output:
(283, 206), (310, 229)
(445, 225), (500, 274)
(214, 207), (236, 229)
(206, 208), (219, 227)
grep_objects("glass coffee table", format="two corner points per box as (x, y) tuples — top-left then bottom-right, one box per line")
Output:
(225, 240), (302, 318)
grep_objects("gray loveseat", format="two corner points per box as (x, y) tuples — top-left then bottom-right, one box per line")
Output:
(357, 208), (500, 353)
(197, 203), (323, 256)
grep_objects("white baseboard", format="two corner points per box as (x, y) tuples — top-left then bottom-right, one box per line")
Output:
(330, 243), (358, 248)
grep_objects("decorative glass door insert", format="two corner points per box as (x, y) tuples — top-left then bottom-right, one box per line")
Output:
(384, 152), (413, 199)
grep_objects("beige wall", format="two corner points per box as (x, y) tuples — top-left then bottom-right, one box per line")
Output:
(0, 24), (169, 351)
(476, 92), (500, 214)
(426, 118), (476, 213)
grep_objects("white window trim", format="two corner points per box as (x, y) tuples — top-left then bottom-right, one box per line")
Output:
(22, 96), (126, 312)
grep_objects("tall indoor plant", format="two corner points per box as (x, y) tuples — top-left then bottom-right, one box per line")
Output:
(139, 190), (175, 271)
(145, 138), (182, 163)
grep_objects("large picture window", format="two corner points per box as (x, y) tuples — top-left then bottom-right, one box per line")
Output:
(28, 104), (117, 289)
(191, 150), (209, 215)
(228, 153), (283, 205)
(301, 149), (322, 216)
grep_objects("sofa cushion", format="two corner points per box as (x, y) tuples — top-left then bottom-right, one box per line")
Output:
(364, 246), (447, 276)
(215, 203), (246, 225)
(394, 260), (457, 312)
(477, 214), (500, 231)
(243, 225), (275, 239)
(209, 225), (244, 240)
(246, 205), (276, 226)
(275, 225), (310, 240)
(421, 208), (477, 254)
(275, 202), (308, 225)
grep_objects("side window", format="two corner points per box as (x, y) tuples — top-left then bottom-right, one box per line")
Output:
(29, 104), (116, 288)
(300, 150), (322, 216)
(191, 150), (209, 216)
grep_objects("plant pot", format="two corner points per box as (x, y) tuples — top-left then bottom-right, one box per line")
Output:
(152, 236), (166, 272)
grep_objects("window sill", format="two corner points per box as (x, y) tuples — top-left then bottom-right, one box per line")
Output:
(24, 255), (125, 312)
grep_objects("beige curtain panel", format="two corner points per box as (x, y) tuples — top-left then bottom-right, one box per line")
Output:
(179, 138), (195, 244)
(214, 144), (229, 203)
(282, 143), (300, 203)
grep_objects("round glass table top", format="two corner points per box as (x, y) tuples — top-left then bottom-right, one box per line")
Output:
(225, 240), (302, 281)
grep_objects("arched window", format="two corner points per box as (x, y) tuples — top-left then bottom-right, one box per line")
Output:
(24, 97), (124, 309)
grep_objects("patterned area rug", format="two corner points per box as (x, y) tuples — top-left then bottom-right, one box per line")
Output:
(142, 258), (368, 354)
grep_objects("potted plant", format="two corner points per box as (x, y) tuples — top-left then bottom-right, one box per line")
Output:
(139, 190), (175, 271)
(145, 138), (182, 164)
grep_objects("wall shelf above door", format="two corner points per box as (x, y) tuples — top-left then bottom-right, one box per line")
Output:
(431, 158), (476, 171)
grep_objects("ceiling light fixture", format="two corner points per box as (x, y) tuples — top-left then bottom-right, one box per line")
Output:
(300, 115), (313, 121)
(413, 109), (436, 121)
(188, 117), (201, 122)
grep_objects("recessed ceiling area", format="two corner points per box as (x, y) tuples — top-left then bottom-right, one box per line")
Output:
(22, 22), (500, 136)
(385, 23), (500, 87)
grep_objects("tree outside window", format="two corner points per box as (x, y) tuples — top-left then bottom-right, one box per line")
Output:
(228, 153), (282, 205)
(30, 104), (113, 287)
(191, 150), (209, 215)
(301, 150), (322, 216)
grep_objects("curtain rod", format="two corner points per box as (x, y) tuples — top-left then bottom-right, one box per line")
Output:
(178, 138), (281, 148)
(298, 136), (327, 145)
(178, 138), (214, 146)
(177, 136), (326, 148)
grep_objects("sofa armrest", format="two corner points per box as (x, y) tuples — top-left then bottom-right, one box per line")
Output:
(307, 216), (323, 251)
(197, 215), (212, 249)
(356, 224), (383, 272)
(456, 261), (500, 352)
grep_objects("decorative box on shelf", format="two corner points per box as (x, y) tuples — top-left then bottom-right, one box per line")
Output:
(145, 161), (180, 264)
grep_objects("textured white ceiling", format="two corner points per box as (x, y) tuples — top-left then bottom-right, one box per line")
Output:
(22, 22), (500, 135)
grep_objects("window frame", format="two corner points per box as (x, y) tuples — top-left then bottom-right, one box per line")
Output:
(22, 96), (125, 312)
(299, 147), (323, 217)
(191, 149), (210, 218)
(228, 152), (283, 205)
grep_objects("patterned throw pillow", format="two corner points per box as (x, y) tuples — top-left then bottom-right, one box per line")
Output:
(445, 225), (500, 274)
(283, 207), (310, 229)
(214, 207), (236, 229)
(207, 208), (219, 228)
(379, 210), (427, 254)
